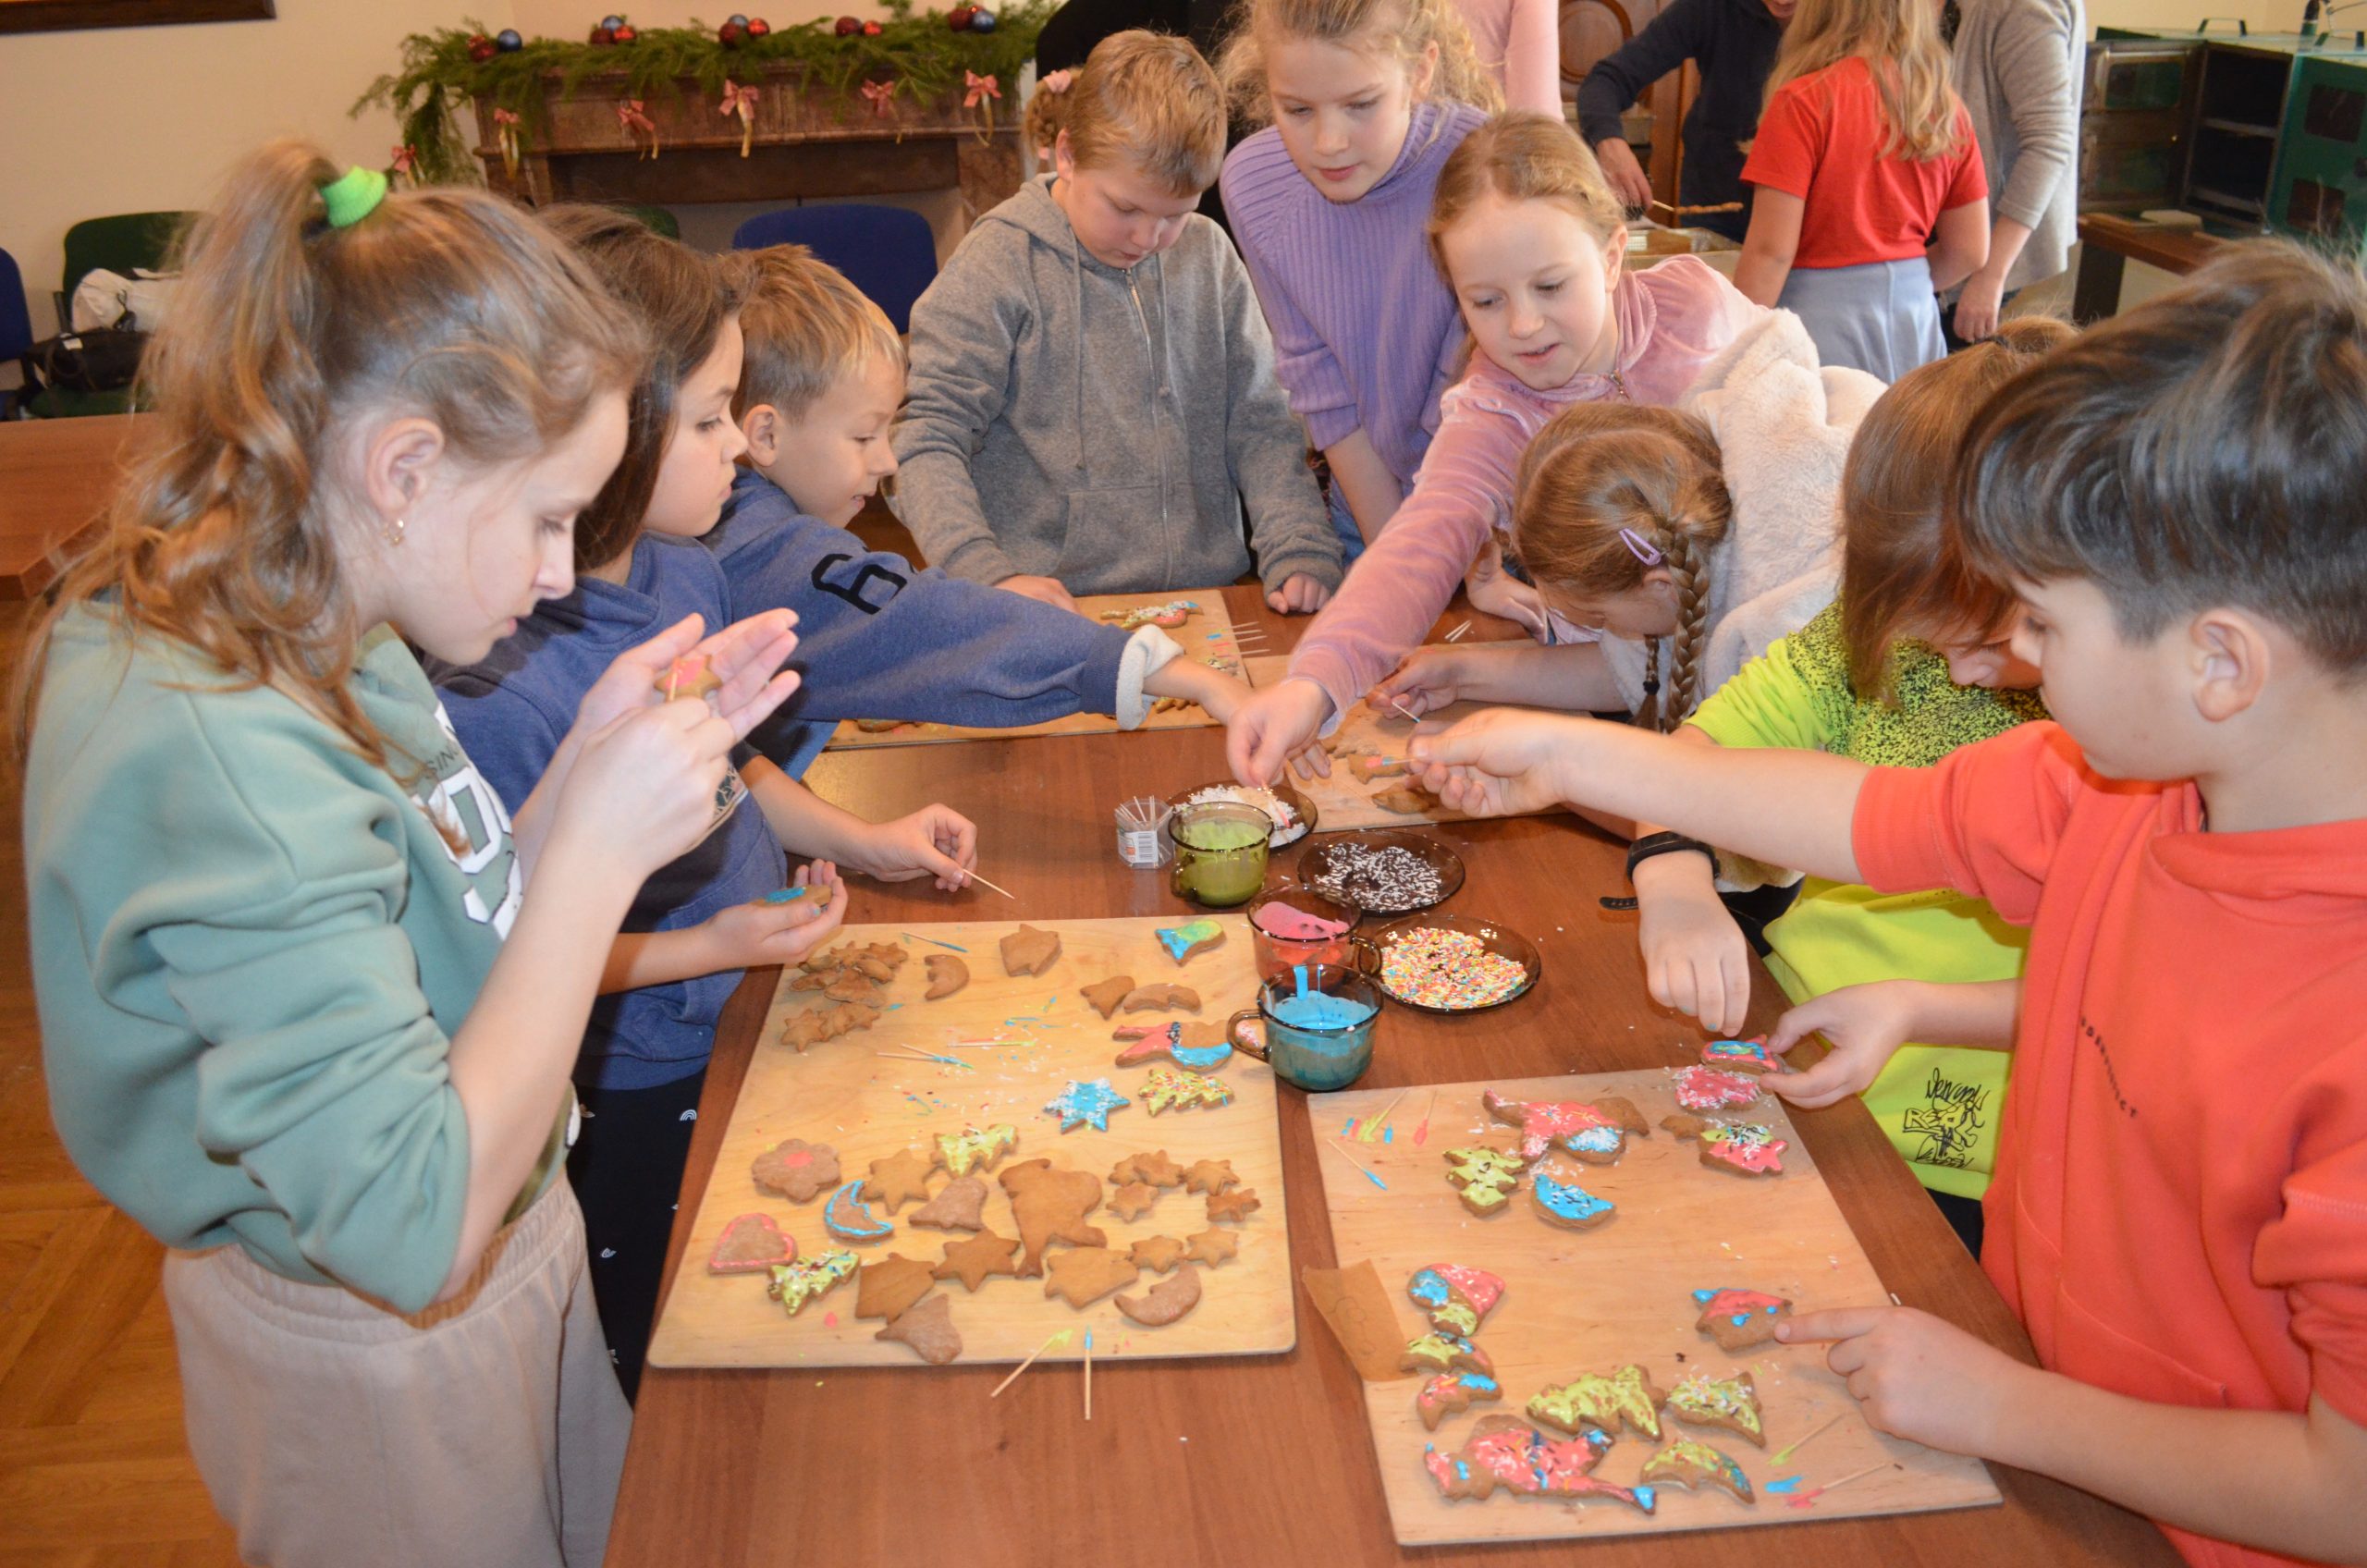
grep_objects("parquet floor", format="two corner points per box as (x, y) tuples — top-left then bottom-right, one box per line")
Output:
(0, 602), (244, 1565)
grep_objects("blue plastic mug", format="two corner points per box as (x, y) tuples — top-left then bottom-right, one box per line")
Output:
(1226, 963), (1382, 1092)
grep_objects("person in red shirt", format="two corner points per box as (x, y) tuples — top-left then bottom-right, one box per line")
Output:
(1735, 0), (1991, 379)
(1402, 242), (2367, 1568)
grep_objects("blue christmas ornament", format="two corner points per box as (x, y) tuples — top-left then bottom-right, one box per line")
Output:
(727, 11), (749, 23)
(600, 13), (625, 29)
(967, 6), (997, 29)
(495, 28), (524, 50)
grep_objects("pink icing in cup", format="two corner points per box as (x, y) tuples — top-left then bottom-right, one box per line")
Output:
(1247, 888), (1377, 980)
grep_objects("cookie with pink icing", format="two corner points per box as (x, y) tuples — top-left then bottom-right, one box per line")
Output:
(1700, 1037), (1782, 1074)
(1421, 1416), (1657, 1512)
(1482, 1087), (1650, 1165)
(1407, 1264), (1507, 1336)
(1416, 1369), (1502, 1430)
(1674, 1064), (1763, 1112)
(1692, 1286), (1792, 1349)
(1662, 1113), (1788, 1176)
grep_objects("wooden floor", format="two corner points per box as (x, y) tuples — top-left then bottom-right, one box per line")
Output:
(0, 601), (245, 1566)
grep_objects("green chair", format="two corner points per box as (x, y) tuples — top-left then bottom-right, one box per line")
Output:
(31, 210), (190, 419)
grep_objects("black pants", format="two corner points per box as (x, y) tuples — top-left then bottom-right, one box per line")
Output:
(1927, 1187), (1985, 1256)
(567, 1068), (706, 1403)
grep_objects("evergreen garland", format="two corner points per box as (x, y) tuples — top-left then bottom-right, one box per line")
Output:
(356, 0), (1049, 187)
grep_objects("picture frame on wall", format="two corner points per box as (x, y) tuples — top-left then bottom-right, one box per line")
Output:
(0, 0), (274, 35)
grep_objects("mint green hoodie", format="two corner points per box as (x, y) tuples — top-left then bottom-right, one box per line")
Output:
(24, 609), (560, 1313)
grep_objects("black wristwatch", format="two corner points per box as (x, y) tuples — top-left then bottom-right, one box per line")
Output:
(1624, 831), (1717, 882)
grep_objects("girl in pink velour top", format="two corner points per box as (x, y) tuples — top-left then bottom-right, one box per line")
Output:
(1225, 110), (1763, 785)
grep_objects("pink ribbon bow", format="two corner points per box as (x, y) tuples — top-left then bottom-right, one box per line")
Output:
(719, 80), (759, 157)
(1040, 68), (1073, 94)
(860, 78), (898, 118)
(390, 143), (418, 178)
(618, 98), (659, 159)
(963, 70), (1000, 108)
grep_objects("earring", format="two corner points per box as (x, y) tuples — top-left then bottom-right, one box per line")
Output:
(384, 516), (407, 547)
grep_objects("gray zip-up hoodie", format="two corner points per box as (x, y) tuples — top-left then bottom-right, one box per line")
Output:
(892, 176), (1343, 597)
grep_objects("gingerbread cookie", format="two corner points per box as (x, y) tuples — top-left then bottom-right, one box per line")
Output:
(924, 954), (970, 1000)
(1661, 1113), (1788, 1176)
(1115, 1263), (1202, 1327)
(932, 1123), (1018, 1178)
(655, 654), (721, 701)
(1407, 1266), (1506, 1334)
(1441, 1145), (1527, 1216)
(1106, 1182), (1160, 1222)
(1347, 752), (1410, 784)
(823, 1182), (894, 1243)
(1401, 1332), (1492, 1377)
(1183, 1229), (1240, 1268)
(1640, 1439), (1754, 1503)
(1111, 1021), (1234, 1072)
(1130, 1235), (1189, 1274)
(1142, 1068), (1233, 1116)
(1531, 1173), (1616, 1230)
(1120, 983), (1201, 1014)
(707, 1213), (795, 1275)
(1422, 1418), (1656, 1513)
(1183, 1158), (1239, 1195)
(1417, 1370), (1503, 1431)
(1081, 974), (1136, 1019)
(853, 1253), (937, 1321)
(1000, 925), (1062, 976)
(998, 1158), (1106, 1277)
(1527, 1365), (1665, 1440)
(1663, 1370), (1765, 1447)
(823, 973), (885, 1006)
(1044, 1077), (1131, 1133)
(1109, 1150), (1185, 1189)
(1673, 1064), (1763, 1112)
(853, 717), (910, 733)
(934, 1230), (1021, 1292)
(767, 1251), (857, 1317)
(778, 999), (881, 1050)
(751, 1138), (840, 1202)
(1099, 599), (1198, 631)
(1205, 1185), (1260, 1221)
(1482, 1087), (1650, 1164)
(908, 1176), (989, 1232)
(876, 1291), (963, 1365)
(1043, 1246), (1141, 1308)
(862, 1147), (937, 1213)
(1370, 784), (1434, 816)
(1692, 1287), (1792, 1350)
(1701, 1037), (1781, 1074)
(1154, 919), (1226, 965)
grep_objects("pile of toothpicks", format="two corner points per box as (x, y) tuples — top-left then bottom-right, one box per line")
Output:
(1114, 796), (1171, 868)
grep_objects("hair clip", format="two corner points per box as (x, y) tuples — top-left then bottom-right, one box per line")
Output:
(1618, 526), (1663, 566)
(1041, 68), (1074, 94)
(320, 166), (388, 229)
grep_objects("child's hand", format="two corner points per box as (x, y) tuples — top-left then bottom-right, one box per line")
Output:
(1371, 647), (1479, 718)
(1762, 981), (1921, 1109)
(852, 804), (978, 891)
(1635, 867), (1751, 1035)
(997, 574), (1079, 614)
(1406, 708), (1581, 818)
(697, 864), (848, 970)
(1266, 573), (1332, 615)
(1186, 666), (1252, 726)
(1463, 541), (1550, 637)
(1778, 1305), (2032, 1458)
(1226, 678), (1336, 785)
(556, 699), (739, 876)
(573, 610), (803, 762)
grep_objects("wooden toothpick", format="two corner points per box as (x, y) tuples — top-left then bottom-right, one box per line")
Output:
(1384, 694), (1423, 723)
(1786, 1460), (1893, 1509)
(1084, 1329), (1094, 1421)
(989, 1329), (1072, 1398)
(1771, 1409), (1847, 1466)
(962, 869), (1021, 900)
(1359, 1086), (1412, 1143)
(1326, 1138), (1388, 1190)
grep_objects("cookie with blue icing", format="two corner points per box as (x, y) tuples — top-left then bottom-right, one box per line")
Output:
(1530, 1172), (1615, 1230)
(1417, 1369), (1503, 1430)
(1154, 918), (1226, 965)
(1691, 1287), (1792, 1350)
(822, 1182), (894, 1243)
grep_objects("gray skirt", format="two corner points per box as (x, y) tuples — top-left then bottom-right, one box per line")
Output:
(1777, 256), (1945, 383)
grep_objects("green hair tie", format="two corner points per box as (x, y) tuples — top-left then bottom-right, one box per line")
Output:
(320, 166), (388, 229)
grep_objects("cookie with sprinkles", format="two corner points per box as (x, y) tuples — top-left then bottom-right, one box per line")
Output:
(1662, 1112), (1788, 1176)
(1483, 1088), (1650, 1165)
(1401, 1331), (1493, 1377)
(1527, 1364), (1665, 1439)
(1663, 1370), (1766, 1447)
(1701, 1037), (1781, 1074)
(1673, 1064), (1763, 1112)
(1530, 1172), (1616, 1230)
(1641, 1439), (1755, 1504)
(1421, 1416), (1658, 1512)
(1417, 1369), (1503, 1430)
(1407, 1264), (1507, 1335)
(1442, 1145), (1527, 1216)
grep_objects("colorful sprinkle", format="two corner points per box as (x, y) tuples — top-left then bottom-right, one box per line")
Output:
(1380, 928), (1527, 1010)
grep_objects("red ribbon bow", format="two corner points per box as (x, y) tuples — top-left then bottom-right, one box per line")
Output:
(963, 70), (1000, 108)
(860, 79), (898, 118)
(390, 144), (418, 178)
(719, 80), (759, 156)
(491, 109), (522, 177)
(491, 107), (521, 127)
(618, 98), (659, 159)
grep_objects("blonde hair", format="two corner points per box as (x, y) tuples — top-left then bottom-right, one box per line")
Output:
(1216, 0), (1502, 123)
(734, 245), (903, 423)
(1764, 0), (1967, 162)
(1428, 112), (1625, 277)
(1024, 31), (1227, 197)
(15, 141), (643, 771)
(1512, 403), (1732, 730)
(1842, 316), (2076, 699)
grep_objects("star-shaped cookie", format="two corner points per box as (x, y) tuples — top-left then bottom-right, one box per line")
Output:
(1130, 1235), (1189, 1273)
(934, 1230), (1021, 1292)
(862, 1147), (937, 1212)
(1109, 1150), (1185, 1189)
(1042, 1246), (1141, 1309)
(1183, 1158), (1239, 1195)
(1205, 1186), (1261, 1222)
(1183, 1228), (1240, 1267)
(1106, 1182), (1160, 1222)
(1044, 1077), (1131, 1133)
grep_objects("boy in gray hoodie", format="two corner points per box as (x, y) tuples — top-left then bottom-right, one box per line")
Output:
(892, 31), (1343, 614)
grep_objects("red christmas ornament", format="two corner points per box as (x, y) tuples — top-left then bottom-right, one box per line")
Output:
(948, 5), (975, 27)
(834, 14), (860, 33)
(611, 21), (636, 40)
(746, 16), (771, 35)
(718, 18), (745, 43)
(588, 22), (617, 43)
(467, 32), (497, 61)
(862, 18), (882, 32)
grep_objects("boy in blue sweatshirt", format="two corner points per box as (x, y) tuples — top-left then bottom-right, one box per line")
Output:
(711, 243), (1251, 781)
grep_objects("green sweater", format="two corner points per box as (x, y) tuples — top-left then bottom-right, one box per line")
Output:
(24, 610), (560, 1312)
(1688, 603), (2048, 1198)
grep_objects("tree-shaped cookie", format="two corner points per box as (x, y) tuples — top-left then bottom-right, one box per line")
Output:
(1442, 1146), (1527, 1215)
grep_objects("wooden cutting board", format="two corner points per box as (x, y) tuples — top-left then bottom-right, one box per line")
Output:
(824, 594), (1250, 748)
(647, 916), (1294, 1369)
(1307, 1071), (1999, 1545)
(1242, 655), (1560, 831)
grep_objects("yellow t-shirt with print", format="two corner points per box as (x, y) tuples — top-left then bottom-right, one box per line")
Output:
(1687, 604), (2048, 1199)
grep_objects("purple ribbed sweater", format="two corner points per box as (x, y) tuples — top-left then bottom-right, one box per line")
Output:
(1220, 102), (1489, 496)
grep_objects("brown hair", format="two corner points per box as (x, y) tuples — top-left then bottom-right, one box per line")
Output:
(1951, 242), (2367, 673)
(1428, 112), (1626, 279)
(1840, 315), (2076, 698)
(1512, 403), (1732, 729)
(1024, 31), (1227, 197)
(541, 205), (741, 571)
(735, 244), (903, 423)
(13, 141), (643, 769)
(1764, 0), (1967, 161)
(1216, 0), (1502, 124)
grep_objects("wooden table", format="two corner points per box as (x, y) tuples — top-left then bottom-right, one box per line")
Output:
(609, 585), (2178, 1568)
(2072, 212), (2230, 324)
(0, 414), (141, 599)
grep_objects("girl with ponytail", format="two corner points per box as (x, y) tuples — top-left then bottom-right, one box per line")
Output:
(17, 141), (804, 1566)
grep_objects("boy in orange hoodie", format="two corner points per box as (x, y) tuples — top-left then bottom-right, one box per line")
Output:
(1403, 242), (2367, 1568)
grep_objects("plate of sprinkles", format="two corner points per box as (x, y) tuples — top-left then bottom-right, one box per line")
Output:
(1367, 914), (1540, 1013)
(1298, 830), (1465, 917)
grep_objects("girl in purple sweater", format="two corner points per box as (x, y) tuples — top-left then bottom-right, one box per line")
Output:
(1227, 112), (1764, 785)
(1216, 0), (1500, 555)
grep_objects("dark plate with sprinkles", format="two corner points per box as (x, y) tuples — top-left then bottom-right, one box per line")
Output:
(1297, 830), (1464, 916)
(1368, 914), (1541, 1013)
